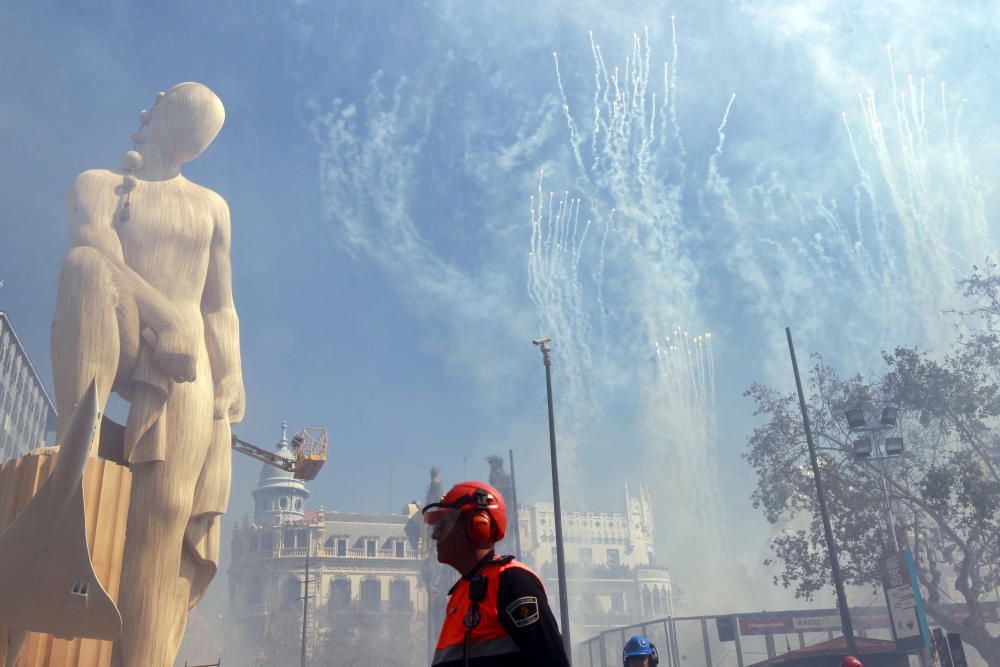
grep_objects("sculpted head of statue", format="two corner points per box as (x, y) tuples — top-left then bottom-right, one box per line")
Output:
(145, 82), (225, 164)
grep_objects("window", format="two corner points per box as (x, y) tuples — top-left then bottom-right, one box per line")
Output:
(338, 538), (347, 557)
(294, 497), (303, 511)
(329, 579), (351, 609)
(285, 528), (308, 548)
(389, 580), (411, 611)
(607, 548), (620, 565)
(366, 539), (376, 557)
(360, 579), (380, 611)
(279, 497), (289, 510)
(579, 547), (593, 566)
(395, 540), (404, 558)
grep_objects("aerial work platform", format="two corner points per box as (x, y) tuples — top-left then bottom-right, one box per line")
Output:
(231, 427), (328, 481)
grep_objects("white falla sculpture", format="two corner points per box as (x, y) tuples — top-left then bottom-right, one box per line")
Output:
(49, 82), (245, 666)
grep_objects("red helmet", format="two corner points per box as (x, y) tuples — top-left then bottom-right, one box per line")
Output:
(423, 481), (507, 546)
(842, 656), (863, 667)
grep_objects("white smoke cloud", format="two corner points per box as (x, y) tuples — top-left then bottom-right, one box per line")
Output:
(286, 0), (998, 614)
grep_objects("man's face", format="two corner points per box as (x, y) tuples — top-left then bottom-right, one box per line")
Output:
(626, 657), (650, 667)
(426, 507), (466, 567)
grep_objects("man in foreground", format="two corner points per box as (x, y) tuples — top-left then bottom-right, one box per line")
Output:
(423, 481), (571, 666)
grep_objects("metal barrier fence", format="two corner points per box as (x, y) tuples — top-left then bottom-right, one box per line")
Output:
(578, 614), (851, 667)
(578, 602), (1000, 667)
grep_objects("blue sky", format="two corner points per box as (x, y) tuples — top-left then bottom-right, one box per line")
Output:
(1, 0), (997, 629)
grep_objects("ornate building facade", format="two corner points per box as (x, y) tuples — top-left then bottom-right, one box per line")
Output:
(0, 311), (56, 464)
(226, 425), (428, 666)
(518, 485), (673, 635)
(227, 434), (671, 661)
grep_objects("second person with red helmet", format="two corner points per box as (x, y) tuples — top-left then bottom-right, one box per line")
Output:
(423, 480), (571, 667)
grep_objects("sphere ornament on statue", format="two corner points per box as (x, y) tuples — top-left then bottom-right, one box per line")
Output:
(0, 82), (245, 667)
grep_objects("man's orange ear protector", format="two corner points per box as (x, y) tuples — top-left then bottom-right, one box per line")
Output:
(464, 489), (497, 547)
(423, 489), (499, 547)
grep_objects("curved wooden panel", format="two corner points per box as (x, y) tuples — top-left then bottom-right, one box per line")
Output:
(0, 454), (131, 667)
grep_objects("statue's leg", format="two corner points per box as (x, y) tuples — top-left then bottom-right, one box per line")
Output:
(51, 246), (139, 454)
(111, 367), (213, 667)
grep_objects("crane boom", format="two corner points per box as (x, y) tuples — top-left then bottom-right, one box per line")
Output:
(231, 435), (295, 472)
(230, 427), (329, 481)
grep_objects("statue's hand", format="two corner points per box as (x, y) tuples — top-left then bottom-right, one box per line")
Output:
(152, 326), (199, 383)
(214, 376), (246, 422)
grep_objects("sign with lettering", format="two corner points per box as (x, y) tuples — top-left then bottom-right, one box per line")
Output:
(880, 550), (931, 651)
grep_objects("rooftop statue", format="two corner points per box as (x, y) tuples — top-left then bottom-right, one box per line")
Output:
(49, 82), (245, 666)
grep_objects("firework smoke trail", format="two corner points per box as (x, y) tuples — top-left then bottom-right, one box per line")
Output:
(847, 49), (992, 347)
(528, 172), (596, 429)
(709, 52), (991, 377)
(653, 331), (720, 539)
(532, 27), (732, 571)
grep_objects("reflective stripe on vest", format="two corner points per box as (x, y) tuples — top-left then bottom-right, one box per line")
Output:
(432, 558), (543, 665)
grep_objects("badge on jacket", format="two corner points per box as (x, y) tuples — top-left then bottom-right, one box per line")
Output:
(505, 596), (540, 627)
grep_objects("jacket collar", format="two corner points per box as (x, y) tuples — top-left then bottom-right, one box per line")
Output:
(448, 550), (496, 595)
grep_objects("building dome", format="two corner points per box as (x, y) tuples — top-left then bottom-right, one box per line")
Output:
(251, 421), (310, 524)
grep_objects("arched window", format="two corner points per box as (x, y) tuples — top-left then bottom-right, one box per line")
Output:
(652, 586), (662, 613)
(389, 580), (411, 611)
(360, 579), (381, 611)
(642, 588), (653, 615)
(294, 497), (303, 511)
(279, 497), (289, 510)
(329, 579), (351, 609)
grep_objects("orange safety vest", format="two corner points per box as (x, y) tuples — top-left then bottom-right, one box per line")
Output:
(432, 557), (543, 665)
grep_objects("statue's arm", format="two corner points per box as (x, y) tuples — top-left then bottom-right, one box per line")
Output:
(68, 172), (180, 337)
(69, 172), (196, 383)
(202, 196), (245, 422)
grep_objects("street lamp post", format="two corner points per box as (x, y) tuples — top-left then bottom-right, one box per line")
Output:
(786, 328), (858, 655)
(845, 406), (903, 554)
(299, 532), (313, 667)
(533, 336), (572, 656)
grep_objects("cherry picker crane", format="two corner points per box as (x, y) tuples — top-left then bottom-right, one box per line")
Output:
(230, 427), (328, 481)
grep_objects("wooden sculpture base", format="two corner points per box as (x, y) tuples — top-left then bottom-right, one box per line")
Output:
(0, 452), (131, 667)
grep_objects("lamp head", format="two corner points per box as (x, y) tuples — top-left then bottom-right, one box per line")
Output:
(885, 437), (904, 456)
(853, 437), (873, 459)
(845, 408), (867, 430)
